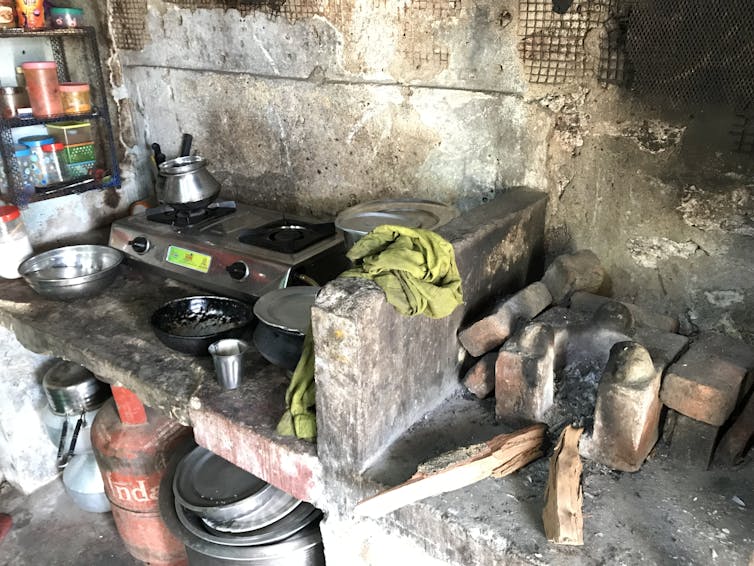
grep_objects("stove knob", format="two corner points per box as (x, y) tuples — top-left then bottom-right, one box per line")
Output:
(129, 236), (151, 254)
(226, 261), (249, 281)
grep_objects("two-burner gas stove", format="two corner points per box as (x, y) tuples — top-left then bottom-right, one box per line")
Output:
(108, 202), (350, 301)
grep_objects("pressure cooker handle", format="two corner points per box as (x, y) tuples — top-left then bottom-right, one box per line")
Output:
(179, 133), (193, 157)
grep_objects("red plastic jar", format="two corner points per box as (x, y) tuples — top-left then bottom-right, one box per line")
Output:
(21, 61), (63, 118)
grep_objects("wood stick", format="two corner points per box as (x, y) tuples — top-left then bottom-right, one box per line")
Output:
(354, 424), (547, 518)
(542, 425), (584, 545)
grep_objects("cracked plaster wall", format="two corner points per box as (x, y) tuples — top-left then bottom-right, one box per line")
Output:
(102, 1), (752, 342)
(543, 90), (754, 344)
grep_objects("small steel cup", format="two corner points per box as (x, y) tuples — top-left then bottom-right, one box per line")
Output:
(208, 338), (248, 390)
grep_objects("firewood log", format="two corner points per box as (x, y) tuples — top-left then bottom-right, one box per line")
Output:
(354, 424), (547, 518)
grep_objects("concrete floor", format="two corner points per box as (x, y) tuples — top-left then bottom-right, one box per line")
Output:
(0, 479), (139, 566)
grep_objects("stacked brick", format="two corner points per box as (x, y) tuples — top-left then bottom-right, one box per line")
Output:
(660, 333), (754, 468)
(457, 248), (754, 473)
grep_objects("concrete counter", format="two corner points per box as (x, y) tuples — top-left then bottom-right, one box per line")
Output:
(0, 265), (321, 503)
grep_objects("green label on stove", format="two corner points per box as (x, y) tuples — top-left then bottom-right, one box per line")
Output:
(166, 245), (212, 274)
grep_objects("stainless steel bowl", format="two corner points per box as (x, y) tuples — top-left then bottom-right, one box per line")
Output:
(18, 245), (123, 300)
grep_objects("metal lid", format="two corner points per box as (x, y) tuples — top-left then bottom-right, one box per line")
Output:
(253, 286), (319, 335)
(335, 199), (458, 237)
(173, 446), (302, 533)
(42, 360), (111, 415)
(173, 446), (269, 510)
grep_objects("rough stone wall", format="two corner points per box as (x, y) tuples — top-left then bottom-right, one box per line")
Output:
(0, 327), (58, 494)
(104, 0), (752, 340)
(541, 88), (754, 343)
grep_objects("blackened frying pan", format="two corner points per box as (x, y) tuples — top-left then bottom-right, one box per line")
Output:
(151, 296), (254, 356)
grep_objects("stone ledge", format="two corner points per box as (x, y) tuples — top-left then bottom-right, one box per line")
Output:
(189, 349), (323, 505)
(0, 266), (322, 505)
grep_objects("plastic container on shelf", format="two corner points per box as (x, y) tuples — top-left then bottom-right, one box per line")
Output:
(4, 144), (37, 196)
(18, 135), (62, 187)
(46, 121), (93, 146)
(21, 61), (63, 118)
(64, 159), (94, 179)
(60, 142), (95, 165)
(15, 66), (25, 88)
(0, 0), (16, 28)
(50, 6), (83, 28)
(15, 0), (44, 29)
(0, 86), (30, 119)
(59, 83), (91, 114)
(0, 205), (34, 279)
(40, 142), (64, 184)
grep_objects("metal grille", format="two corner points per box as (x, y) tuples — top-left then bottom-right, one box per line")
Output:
(596, 5), (630, 85)
(109, 0), (148, 51)
(625, 1), (754, 108)
(170, 0), (346, 23)
(518, 0), (610, 84)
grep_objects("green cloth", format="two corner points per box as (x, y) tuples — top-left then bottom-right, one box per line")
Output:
(276, 328), (317, 441)
(276, 225), (463, 440)
(341, 225), (464, 319)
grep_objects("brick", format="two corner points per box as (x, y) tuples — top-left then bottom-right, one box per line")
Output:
(583, 342), (661, 472)
(569, 291), (679, 333)
(701, 332), (754, 397)
(534, 307), (585, 370)
(633, 327), (689, 374)
(495, 323), (554, 421)
(714, 392), (754, 466)
(462, 352), (497, 399)
(458, 282), (552, 357)
(661, 337), (748, 426)
(665, 410), (720, 469)
(541, 250), (605, 304)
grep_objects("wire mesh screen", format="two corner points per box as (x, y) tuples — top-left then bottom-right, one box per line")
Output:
(625, 1), (754, 109)
(731, 105), (754, 155)
(597, 4), (630, 85)
(109, 0), (149, 51)
(518, 0), (610, 84)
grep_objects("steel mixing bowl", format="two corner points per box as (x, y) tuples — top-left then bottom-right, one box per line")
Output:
(18, 245), (124, 300)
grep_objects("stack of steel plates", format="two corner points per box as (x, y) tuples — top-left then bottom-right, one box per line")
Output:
(161, 445), (324, 566)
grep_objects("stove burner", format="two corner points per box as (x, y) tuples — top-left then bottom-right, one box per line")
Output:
(239, 220), (336, 254)
(146, 201), (237, 227)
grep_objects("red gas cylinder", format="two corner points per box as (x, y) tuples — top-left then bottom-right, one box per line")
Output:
(92, 386), (192, 566)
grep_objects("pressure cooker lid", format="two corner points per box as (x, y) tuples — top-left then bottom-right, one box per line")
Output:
(42, 360), (111, 416)
(335, 199), (458, 236)
(253, 286), (320, 335)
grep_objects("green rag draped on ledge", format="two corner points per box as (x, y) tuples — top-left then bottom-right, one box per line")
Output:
(276, 225), (464, 441)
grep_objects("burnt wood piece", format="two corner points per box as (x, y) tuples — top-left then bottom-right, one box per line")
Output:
(354, 424), (547, 518)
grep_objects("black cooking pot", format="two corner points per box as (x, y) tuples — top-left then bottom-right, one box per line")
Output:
(252, 287), (318, 371)
(151, 296), (254, 356)
(253, 323), (305, 372)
